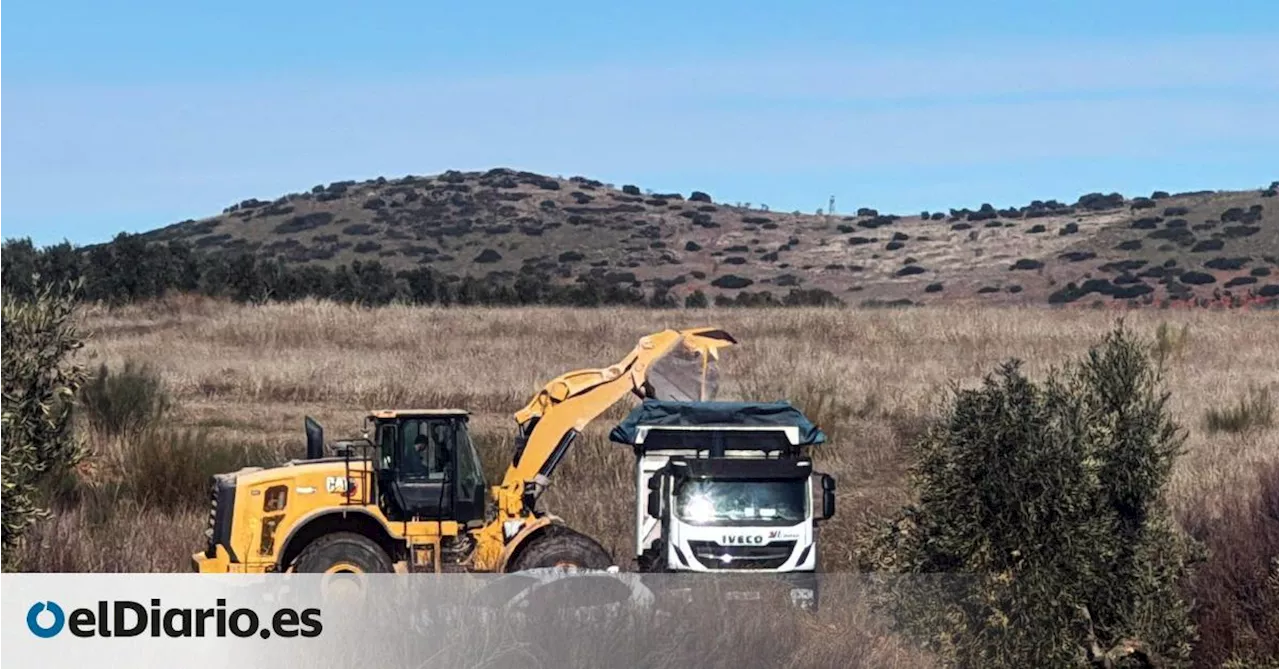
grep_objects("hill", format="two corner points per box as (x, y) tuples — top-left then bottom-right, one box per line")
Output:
(13, 169), (1280, 307)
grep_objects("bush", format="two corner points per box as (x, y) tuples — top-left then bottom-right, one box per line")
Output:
(473, 249), (502, 263)
(1076, 192), (1125, 211)
(859, 324), (1196, 668)
(118, 428), (279, 510)
(1191, 240), (1224, 253)
(1, 281), (89, 560)
(272, 212), (333, 234)
(683, 290), (709, 308)
(558, 251), (585, 263)
(1202, 384), (1277, 434)
(1009, 258), (1044, 271)
(1204, 257), (1249, 271)
(782, 288), (842, 307)
(79, 361), (171, 437)
(710, 275), (753, 290)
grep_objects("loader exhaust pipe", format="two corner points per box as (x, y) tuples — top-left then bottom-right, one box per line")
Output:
(304, 416), (325, 459)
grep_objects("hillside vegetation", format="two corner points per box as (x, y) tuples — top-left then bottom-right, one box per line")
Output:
(4, 170), (1277, 308)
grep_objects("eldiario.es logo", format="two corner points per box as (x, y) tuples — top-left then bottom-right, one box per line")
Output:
(26, 599), (322, 639)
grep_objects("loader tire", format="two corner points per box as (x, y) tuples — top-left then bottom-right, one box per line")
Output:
(508, 526), (612, 572)
(293, 532), (393, 574)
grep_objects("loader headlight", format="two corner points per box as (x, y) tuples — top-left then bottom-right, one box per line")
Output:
(503, 520), (524, 541)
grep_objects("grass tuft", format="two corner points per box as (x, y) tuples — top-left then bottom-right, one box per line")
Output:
(1203, 383), (1277, 434)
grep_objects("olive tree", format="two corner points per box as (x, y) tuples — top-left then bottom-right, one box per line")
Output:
(860, 323), (1197, 668)
(2, 280), (88, 564)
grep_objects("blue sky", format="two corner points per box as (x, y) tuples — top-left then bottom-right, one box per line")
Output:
(3, 1), (1277, 246)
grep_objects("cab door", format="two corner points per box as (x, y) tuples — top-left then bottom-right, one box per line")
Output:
(379, 418), (454, 521)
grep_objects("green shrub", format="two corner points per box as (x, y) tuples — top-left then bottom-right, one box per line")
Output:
(860, 323), (1196, 668)
(1203, 384), (1277, 434)
(121, 428), (279, 510)
(1, 280), (89, 562)
(79, 360), (171, 437)
(683, 290), (709, 309)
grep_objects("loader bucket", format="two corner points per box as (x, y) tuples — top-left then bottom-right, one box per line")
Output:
(644, 331), (733, 402)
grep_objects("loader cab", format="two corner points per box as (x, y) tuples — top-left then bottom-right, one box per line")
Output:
(366, 410), (487, 526)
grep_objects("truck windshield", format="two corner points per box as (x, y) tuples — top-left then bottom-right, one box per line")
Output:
(673, 479), (807, 526)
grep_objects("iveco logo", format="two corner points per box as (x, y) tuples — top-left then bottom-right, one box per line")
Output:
(720, 535), (765, 545)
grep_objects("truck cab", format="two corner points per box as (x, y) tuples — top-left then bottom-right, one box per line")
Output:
(646, 456), (829, 573)
(609, 400), (836, 608)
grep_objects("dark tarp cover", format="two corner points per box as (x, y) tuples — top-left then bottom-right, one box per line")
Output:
(609, 399), (827, 446)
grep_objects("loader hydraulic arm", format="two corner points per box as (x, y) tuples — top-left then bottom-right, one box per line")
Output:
(493, 327), (737, 517)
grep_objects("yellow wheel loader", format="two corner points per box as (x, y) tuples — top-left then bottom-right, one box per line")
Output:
(192, 327), (737, 575)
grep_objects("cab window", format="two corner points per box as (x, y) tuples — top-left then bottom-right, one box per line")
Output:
(399, 419), (452, 481)
(454, 428), (485, 501)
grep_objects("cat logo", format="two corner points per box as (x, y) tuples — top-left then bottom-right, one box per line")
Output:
(325, 476), (358, 496)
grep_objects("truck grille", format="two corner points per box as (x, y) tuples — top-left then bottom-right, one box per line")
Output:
(687, 540), (796, 570)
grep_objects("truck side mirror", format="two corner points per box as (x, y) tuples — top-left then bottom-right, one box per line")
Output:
(819, 474), (836, 522)
(647, 489), (661, 519)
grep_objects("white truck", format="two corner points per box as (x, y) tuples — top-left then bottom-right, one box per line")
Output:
(608, 400), (836, 610)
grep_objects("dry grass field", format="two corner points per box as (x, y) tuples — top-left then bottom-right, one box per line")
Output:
(10, 297), (1277, 666)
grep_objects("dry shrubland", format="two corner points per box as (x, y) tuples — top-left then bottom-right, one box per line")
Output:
(8, 296), (1277, 667)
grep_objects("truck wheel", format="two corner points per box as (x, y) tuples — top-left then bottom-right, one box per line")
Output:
(637, 545), (670, 573)
(294, 532), (393, 573)
(508, 526), (612, 571)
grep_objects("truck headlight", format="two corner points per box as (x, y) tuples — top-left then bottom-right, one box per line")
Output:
(685, 495), (717, 524)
